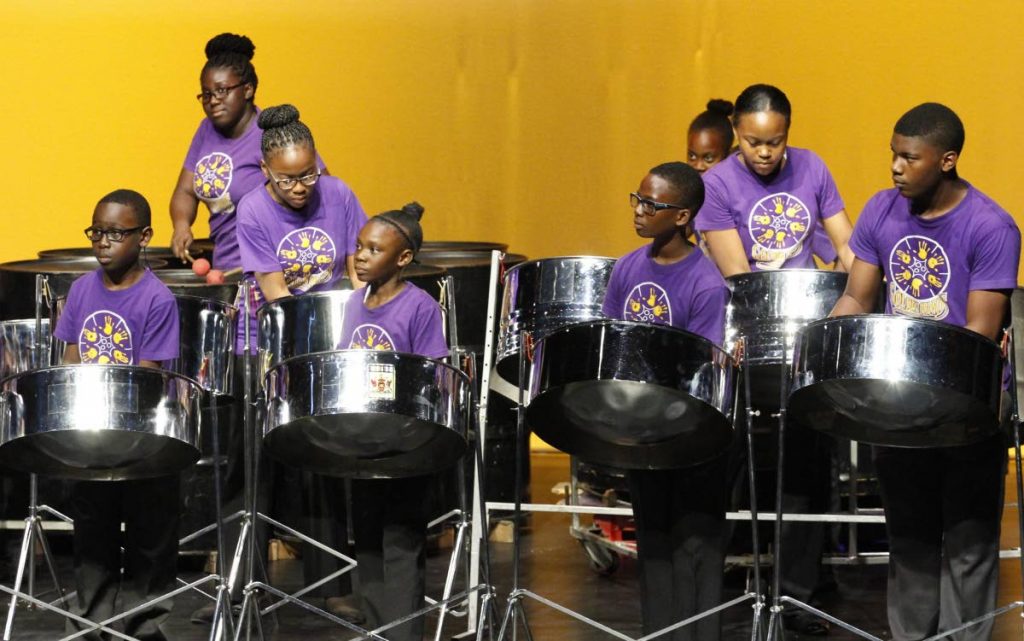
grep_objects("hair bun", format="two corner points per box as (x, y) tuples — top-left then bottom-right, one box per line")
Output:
(205, 33), (255, 61)
(258, 104), (300, 130)
(401, 202), (425, 221)
(706, 99), (734, 116)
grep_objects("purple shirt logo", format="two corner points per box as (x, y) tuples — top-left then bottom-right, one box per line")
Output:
(276, 227), (337, 293)
(349, 324), (396, 351)
(624, 282), (672, 325)
(748, 192), (811, 269)
(888, 235), (950, 320)
(79, 311), (134, 365)
(193, 152), (235, 214)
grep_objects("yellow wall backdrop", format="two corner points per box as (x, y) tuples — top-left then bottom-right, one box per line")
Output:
(1, 0), (1022, 279)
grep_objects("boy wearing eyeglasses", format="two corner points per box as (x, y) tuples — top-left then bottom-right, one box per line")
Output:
(55, 189), (181, 641)
(602, 162), (730, 641)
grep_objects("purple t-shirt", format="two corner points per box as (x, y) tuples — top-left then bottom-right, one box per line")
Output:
(601, 245), (729, 346)
(235, 176), (368, 352)
(338, 283), (449, 359)
(849, 184), (1020, 326)
(54, 269), (180, 365)
(696, 147), (846, 271)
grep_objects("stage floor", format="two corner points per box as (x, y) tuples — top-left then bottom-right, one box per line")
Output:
(4, 452), (1024, 640)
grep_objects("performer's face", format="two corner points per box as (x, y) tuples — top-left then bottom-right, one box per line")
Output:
(90, 203), (151, 274)
(353, 221), (413, 285)
(687, 129), (729, 174)
(632, 173), (690, 240)
(890, 133), (956, 203)
(262, 145), (319, 211)
(199, 67), (253, 134)
(735, 110), (789, 178)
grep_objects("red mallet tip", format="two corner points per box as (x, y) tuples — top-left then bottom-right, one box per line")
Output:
(191, 257), (211, 277)
(205, 269), (225, 285)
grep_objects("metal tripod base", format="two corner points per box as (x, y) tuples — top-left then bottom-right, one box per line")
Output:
(2, 491), (71, 640)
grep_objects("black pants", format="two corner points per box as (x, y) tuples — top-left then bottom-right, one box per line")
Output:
(628, 454), (729, 641)
(66, 475), (180, 641)
(221, 353), (353, 600)
(351, 476), (432, 641)
(873, 432), (1005, 641)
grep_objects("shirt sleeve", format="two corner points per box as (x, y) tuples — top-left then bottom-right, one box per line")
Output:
(411, 297), (451, 359)
(342, 188), (368, 257)
(693, 172), (738, 232)
(139, 293), (180, 363)
(969, 215), (1021, 291)
(182, 122), (205, 173)
(685, 284), (729, 347)
(815, 155), (846, 219)
(237, 197), (284, 274)
(848, 194), (885, 266)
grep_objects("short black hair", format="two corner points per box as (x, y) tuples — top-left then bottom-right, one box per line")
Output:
(893, 102), (965, 154)
(257, 104), (316, 157)
(374, 202), (426, 255)
(649, 162), (705, 213)
(689, 99), (735, 149)
(202, 33), (258, 92)
(734, 84), (791, 127)
(97, 189), (151, 227)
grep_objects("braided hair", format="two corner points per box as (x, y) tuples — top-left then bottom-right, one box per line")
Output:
(734, 84), (791, 127)
(202, 33), (258, 91)
(257, 104), (315, 157)
(375, 202), (425, 255)
(689, 99), (735, 149)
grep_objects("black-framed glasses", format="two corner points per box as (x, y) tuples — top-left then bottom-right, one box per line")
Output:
(84, 227), (144, 243)
(196, 82), (247, 103)
(630, 192), (686, 217)
(267, 167), (322, 191)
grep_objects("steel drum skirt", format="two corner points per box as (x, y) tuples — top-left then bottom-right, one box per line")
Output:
(527, 320), (736, 469)
(170, 295), (236, 403)
(725, 269), (848, 407)
(496, 256), (616, 384)
(788, 315), (1003, 447)
(0, 319), (54, 379)
(0, 365), (202, 480)
(264, 350), (469, 479)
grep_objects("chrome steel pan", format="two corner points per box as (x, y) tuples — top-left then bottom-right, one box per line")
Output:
(169, 295), (236, 401)
(258, 266), (446, 379)
(0, 319), (54, 379)
(0, 365), (203, 480)
(788, 315), (1003, 447)
(527, 320), (736, 469)
(264, 350), (469, 478)
(496, 256), (616, 383)
(725, 269), (847, 407)
(154, 269), (240, 304)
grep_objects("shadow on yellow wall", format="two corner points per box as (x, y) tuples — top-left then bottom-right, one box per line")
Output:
(2, 1), (1022, 279)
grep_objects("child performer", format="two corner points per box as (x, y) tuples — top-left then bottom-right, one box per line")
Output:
(695, 84), (854, 274)
(232, 103), (367, 619)
(832, 103), (1020, 641)
(602, 162), (730, 641)
(170, 33), (262, 268)
(686, 98), (840, 270)
(56, 189), (181, 641)
(338, 203), (449, 641)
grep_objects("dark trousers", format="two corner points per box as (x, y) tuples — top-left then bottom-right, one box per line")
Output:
(66, 475), (181, 641)
(352, 476), (432, 641)
(873, 432), (1005, 641)
(221, 354), (353, 600)
(628, 454), (729, 641)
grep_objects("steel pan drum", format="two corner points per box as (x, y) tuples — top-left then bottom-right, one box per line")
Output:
(725, 270), (848, 407)
(39, 246), (201, 270)
(170, 295), (236, 400)
(0, 365), (203, 480)
(527, 320), (736, 469)
(0, 319), (55, 379)
(264, 350), (469, 478)
(257, 266), (446, 379)
(496, 256), (616, 384)
(155, 269), (240, 303)
(788, 315), (1003, 447)
(421, 241), (508, 254)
